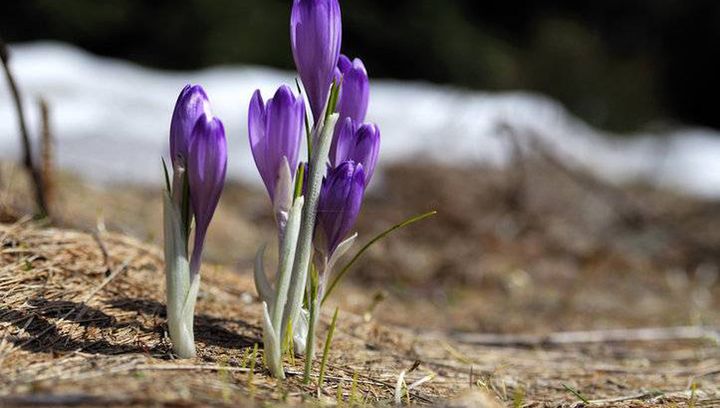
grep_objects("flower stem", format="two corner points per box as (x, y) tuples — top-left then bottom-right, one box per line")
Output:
(303, 265), (319, 384)
(282, 113), (338, 349)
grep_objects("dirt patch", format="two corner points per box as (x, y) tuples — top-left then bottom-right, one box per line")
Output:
(0, 221), (718, 407)
(1, 154), (720, 406)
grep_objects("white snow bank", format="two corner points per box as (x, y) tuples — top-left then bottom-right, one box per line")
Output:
(1, 41), (719, 198)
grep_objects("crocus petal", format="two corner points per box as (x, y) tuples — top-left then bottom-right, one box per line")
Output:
(348, 123), (380, 186)
(337, 54), (352, 74)
(248, 86), (305, 201)
(249, 89), (272, 198)
(336, 56), (369, 124)
(291, 0), (342, 122)
(187, 114), (227, 274)
(330, 119), (380, 187)
(317, 161), (365, 254)
(170, 84), (211, 166)
(329, 117), (356, 168)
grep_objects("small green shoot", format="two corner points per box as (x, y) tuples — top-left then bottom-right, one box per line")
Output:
(218, 356), (231, 403)
(317, 307), (339, 394)
(689, 381), (697, 408)
(323, 210), (437, 305)
(336, 380), (343, 405)
(350, 371), (358, 405)
(394, 370), (407, 405)
(248, 343), (258, 392)
(562, 383), (589, 404)
(283, 318), (295, 365)
(513, 386), (525, 408)
(281, 386), (289, 403)
(240, 347), (251, 368)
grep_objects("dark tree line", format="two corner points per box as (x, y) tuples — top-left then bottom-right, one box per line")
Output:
(1, 0), (718, 131)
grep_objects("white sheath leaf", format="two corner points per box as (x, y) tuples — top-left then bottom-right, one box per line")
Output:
(261, 302), (284, 379)
(327, 232), (357, 273)
(253, 244), (274, 305)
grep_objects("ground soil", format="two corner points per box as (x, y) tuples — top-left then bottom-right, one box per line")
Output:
(1, 156), (719, 407)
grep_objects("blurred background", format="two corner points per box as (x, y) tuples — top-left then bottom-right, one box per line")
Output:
(3, 0), (720, 131)
(1, 0), (719, 333)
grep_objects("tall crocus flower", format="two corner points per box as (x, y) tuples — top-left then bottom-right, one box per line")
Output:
(249, 86), (305, 202)
(170, 85), (212, 166)
(316, 161), (366, 255)
(187, 115), (227, 275)
(331, 118), (380, 186)
(291, 0), (342, 122)
(164, 85), (226, 359)
(334, 55), (369, 124)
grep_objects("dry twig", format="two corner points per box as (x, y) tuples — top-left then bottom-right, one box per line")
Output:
(0, 36), (49, 216)
(453, 326), (720, 346)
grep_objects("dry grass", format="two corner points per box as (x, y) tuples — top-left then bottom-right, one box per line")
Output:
(0, 221), (718, 407)
(2, 149), (720, 406)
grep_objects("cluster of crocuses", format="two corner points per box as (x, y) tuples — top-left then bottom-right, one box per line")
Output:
(250, 0), (379, 379)
(162, 0), (379, 377)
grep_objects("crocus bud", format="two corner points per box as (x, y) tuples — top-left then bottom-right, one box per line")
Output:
(249, 86), (305, 202)
(330, 118), (380, 186)
(187, 114), (227, 275)
(335, 55), (369, 124)
(316, 161), (365, 255)
(291, 0), (342, 122)
(170, 85), (212, 166)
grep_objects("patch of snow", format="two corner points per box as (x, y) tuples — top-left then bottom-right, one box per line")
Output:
(1, 42), (719, 198)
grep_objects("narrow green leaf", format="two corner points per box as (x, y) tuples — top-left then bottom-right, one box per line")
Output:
(181, 171), (192, 241)
(562, 383), (589, 404)
(303, 264), (320, 384)
(317, 307), (339, 394)
(161, 157), (171, 193)
(295, 77), (312, 157)
(283, 318), (295, 365)
(322, 210), (437, 305)
(293, 162), (305, 201)
(324, 80), (341, 125)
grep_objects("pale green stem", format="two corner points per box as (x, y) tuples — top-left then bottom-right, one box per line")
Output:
(272, 197), (304, 332)
(303, 270), (319, 384)
(281, 113), (338, 346)
(163, 191), (196, 358)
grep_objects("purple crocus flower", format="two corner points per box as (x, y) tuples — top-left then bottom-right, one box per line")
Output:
(187, 114), (227, 275)
(249, 86), (305, 201)
(316, 161), (365, 254)
(170, 84), (212, 166)
(335, 55), (369, 124)
(330, 118), (380, 186)
(291, 0), (342, 122)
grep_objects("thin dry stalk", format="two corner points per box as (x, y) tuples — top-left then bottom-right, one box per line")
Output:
(39, 97), (55, 213)
(0, 36), (48, 217)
